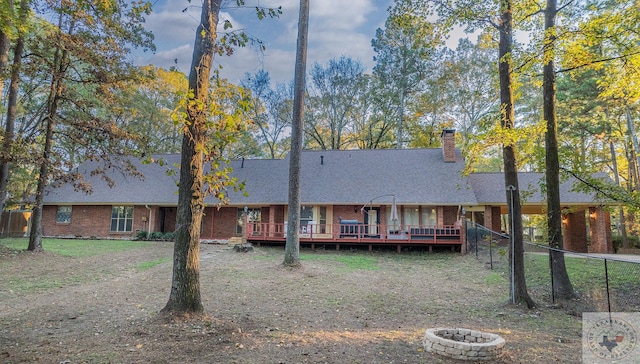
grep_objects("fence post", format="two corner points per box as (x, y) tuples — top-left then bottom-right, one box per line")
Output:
(465, 219), (469, 253)
(604, 259), (612, 323)
(489, 238), (493, 270)
(475, 222), (478, 258)
(549, 252), (555, 304)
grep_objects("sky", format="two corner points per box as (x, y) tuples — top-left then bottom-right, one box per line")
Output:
(133, 0), (394, 85)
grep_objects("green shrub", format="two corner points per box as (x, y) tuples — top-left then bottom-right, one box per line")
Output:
(162, 231), (175, 241)
(612, 235), (640, 251)
(134, 230), (149, 241)
(138, 231), (175, 241)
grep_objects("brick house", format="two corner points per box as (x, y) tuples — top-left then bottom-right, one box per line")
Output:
(41, 130), (614, 253)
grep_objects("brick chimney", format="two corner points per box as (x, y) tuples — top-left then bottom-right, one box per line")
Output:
(441, 129), (456, 163)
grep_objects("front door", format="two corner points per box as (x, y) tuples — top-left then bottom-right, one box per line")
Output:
(363, 207), (380, 237)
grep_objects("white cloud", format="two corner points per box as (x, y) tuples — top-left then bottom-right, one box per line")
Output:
(134, 44), (192, 72)
(307, 31), (376, 72)
(311, 0), (374, 30)
(136, 0), (392, 83)
(144, 0), (199, 48)
(217, 46), (297, 85)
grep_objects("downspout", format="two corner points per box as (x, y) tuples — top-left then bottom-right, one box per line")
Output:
(145, 205), (152, 235)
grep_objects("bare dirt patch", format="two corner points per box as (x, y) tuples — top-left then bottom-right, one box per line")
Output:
(0, 242), (583, 363)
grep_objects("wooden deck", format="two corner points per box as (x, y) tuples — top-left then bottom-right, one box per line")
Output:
(245, 222), (463, 252)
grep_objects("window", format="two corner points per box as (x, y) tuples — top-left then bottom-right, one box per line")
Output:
(111, 206), (133, 232)
(237, 208), (261, 234)
(403, 207), (420, 228)
(318, 206), (327, 234)
(421, 207), (437, 226)
(300, 205), (314, 226)
(56, 206), (72, 224)
(285, 205), (332, 235)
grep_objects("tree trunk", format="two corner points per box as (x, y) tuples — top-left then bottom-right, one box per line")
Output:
(544, 0), (575, 300)
(0, 0), (27, 213)
(284, 0), (309, 267)
(28, 86), (59, 252)
(499, 0), (535, 308)
(610, 141), (628, 248)
(28, 16), (69, 252)
(396, 90), (405, 149)
(0, 33), (8, 98)
(627, 106), (640, 188)
(163, 0), (221, 314)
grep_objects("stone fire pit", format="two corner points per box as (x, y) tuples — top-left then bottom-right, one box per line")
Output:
(423, 328), (505, 361)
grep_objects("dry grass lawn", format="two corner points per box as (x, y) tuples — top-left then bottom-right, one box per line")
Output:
(0, 240), (583, 363)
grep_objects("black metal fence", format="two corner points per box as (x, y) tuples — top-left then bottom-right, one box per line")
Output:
(465, 221), (510, 270)
(465, 221), (640, 313)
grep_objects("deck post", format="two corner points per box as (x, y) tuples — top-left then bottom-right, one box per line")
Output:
(397, 245), (401, 253)
(336, 244), (340, 251)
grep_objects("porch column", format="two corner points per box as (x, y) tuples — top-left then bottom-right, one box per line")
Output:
(562, 211), (587, 253)
(484, 206), (502, 232)
(269, 205), (276, 237)
(437, 206), (444, 226)
(589, 206), (613, 253)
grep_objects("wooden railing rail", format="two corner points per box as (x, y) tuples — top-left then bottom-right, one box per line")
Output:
(246, 222), (462, 245)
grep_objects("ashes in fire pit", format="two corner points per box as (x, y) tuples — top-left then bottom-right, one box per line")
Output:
(423, 328), (505, 361)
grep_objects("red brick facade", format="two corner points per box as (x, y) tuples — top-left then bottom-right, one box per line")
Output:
(43, 205), (151, 238)
(483, 206), (502, 233)
(206, 207), (239, 239)
(43, 205), (243, 240)
(42, 203), (612, 249)
(333, 205), (363, 223)
(442, 206), (459, 225)
(441, 129), (456, 163)
(589, 207), (613, 253)
(562, 211), (588, 253)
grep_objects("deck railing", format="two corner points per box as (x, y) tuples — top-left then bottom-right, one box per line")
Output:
(246, 221), (462, 245)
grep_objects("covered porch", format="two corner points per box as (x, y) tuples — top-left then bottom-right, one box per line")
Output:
(471, 204), (613, 254)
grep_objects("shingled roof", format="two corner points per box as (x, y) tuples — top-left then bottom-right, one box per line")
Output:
(468, 172), (609, 206)
(42, 149), (608, 208)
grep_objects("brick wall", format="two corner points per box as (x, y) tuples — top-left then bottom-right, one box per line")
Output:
(198, 206), (241, 239)
(43, 205), (152, 238)
(563, 211), (588, 253)
(442, 206), (458, 225)
(43, 204), (264, 240)
(333, 205), (363, 223)
(441, 129), (456, 163)
(589, 207), (613, 253)
(484, 206), (502, 232)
